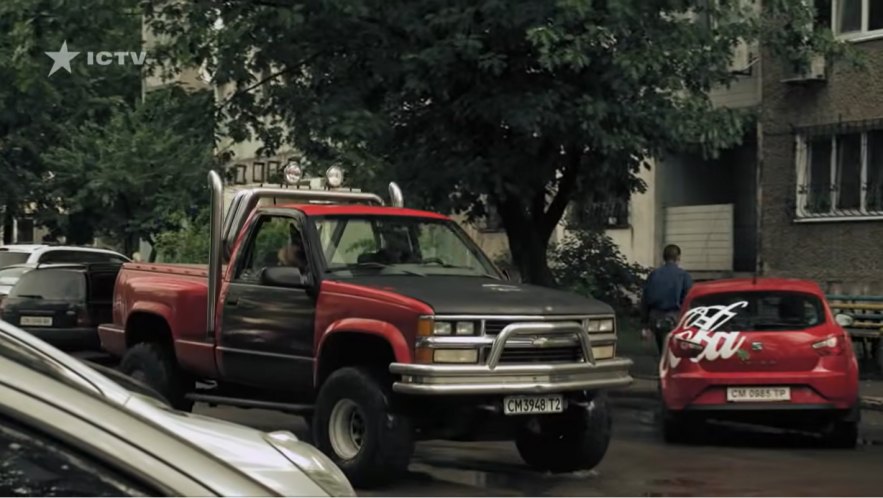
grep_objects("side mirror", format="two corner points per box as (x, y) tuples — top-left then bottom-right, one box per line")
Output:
(835, 313), (855, 328)
(261, 266), (308, 288)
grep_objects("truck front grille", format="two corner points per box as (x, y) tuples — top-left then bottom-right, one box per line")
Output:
(497, 346), (584, 364)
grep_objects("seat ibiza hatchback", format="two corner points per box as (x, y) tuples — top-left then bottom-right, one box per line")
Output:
(659, 278), (859, 447)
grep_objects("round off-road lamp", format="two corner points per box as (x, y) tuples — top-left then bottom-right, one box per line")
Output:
(325, 165), (344, 187)
(283, 161), (303, 185)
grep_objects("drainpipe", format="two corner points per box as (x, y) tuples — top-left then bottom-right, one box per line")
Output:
(207, 170), (224, 339)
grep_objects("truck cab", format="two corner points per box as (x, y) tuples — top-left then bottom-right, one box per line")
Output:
(98, 166), (633, 487)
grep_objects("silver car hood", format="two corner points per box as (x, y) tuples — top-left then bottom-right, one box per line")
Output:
(125, 394), (329, 497)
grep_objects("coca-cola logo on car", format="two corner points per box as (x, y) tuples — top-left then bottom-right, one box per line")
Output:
(660, 301), (749, 374)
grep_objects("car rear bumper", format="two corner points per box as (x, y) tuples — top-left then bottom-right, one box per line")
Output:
(21, 326), (100, 351)
(389, 357), (634, 395)
(662, 370), (859, 411)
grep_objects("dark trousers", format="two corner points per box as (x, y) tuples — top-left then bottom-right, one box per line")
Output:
(648, 309), (679, 355)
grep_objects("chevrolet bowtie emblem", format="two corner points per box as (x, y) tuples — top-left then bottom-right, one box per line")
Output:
(532, 337), (550, 347)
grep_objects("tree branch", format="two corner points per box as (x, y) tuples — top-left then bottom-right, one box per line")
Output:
(218, 52), (324, 110)
(541, 147), (583, 238)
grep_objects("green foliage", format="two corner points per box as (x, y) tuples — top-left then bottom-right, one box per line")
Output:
(0, 0), (142, 238)
(145, 0), (852, 285)
(153, 209), (211, 264)
(43, 86), (217, 253)
(549, 229), (649, 312)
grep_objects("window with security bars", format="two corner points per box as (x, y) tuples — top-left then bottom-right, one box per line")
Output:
(796, 129), (883, 218)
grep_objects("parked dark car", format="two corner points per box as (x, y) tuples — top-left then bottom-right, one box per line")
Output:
(0, 263), (121, 351)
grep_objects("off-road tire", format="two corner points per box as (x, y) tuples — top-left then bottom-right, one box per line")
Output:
(313, 367), (414, 488)
(823, 420), (858, 449)
(120, 342), (194, 412)
(515, 393), (612, 473)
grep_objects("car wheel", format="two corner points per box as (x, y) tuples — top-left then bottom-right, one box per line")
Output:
(823, 420), (858, 449)
(120, 342), (194, 412)
(515, 393), (612, 473)
(313, 367), (414, 488)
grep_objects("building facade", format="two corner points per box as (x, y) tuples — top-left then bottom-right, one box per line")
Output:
(759, 0), (883, 294)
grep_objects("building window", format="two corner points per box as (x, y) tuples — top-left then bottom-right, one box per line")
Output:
(833, 0), (883, 39)
(567, 199), (630, 229)
(796, 129), (883, 219)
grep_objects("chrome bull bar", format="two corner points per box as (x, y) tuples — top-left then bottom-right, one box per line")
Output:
(390, 321), (633, 395)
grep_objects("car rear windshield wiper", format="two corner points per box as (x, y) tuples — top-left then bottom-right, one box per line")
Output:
(15, 294), (43, 299)
(325, 262), (425, 277)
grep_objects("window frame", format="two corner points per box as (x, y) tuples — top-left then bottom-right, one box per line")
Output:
(832, 0), (883, 42)
(231, 211), (308, 284)
(795, 130), (883, 221)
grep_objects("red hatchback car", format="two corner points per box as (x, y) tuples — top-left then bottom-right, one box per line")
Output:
(659, 278), (860, 447)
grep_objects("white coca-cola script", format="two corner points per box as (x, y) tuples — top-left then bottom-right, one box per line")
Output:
(661, 301), (749, 374)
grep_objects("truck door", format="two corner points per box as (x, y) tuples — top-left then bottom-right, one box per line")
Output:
(219, 212), (316, 392)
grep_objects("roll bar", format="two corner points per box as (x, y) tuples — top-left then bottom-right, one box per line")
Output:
(205, 170), (403, 336)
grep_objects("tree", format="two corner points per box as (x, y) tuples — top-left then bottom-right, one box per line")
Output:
(44, 86), (217, 257)
(0, 0), (142, 242)
(146, 0), (851, 285)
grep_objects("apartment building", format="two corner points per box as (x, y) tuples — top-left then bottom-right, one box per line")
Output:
(759, 0), (883, 294)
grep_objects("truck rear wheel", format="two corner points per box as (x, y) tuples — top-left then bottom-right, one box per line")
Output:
(120, 343), (194, 412)
(313, 367), (413, 488)
(515, 393), (611, 473)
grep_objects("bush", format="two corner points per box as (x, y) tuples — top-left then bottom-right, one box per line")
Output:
(153, 210), (211, 264)
(549, 229), (650, 312)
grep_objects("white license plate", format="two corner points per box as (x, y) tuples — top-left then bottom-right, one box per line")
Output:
(727, 386), (791, 402)
(20, 316), (52, 327)
(503, 395), (564, 415)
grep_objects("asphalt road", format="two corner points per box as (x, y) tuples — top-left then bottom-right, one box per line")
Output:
(198, 398), (883, 496)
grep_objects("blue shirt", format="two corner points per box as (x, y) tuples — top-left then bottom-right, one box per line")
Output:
(642, 262), (693, 320)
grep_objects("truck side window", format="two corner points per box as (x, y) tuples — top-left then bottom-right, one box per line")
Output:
(236, 216), (306, 282)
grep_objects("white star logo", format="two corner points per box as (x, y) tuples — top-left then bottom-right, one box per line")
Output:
(45, 41), (80, 76)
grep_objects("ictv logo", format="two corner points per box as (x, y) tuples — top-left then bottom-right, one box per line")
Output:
(45, 41), (146, 76)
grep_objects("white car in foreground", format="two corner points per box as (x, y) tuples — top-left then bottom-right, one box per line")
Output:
(0, 319), (355, 497)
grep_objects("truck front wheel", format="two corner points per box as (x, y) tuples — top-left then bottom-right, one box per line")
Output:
(313, 367), (414, 488)
(120, 343), (194, 412)
(515, 393), (612, 473)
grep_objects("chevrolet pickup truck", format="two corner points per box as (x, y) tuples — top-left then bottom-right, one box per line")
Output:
(98, 167), (633, 487)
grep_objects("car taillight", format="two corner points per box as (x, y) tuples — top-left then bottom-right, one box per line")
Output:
(77, 309), (91, 327)
(671, 337), (703, 358)
(812, 335), (844, 356)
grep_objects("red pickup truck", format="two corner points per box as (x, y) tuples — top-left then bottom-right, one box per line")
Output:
(98, 169), (633, 487)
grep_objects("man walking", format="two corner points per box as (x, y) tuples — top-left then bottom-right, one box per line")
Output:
(641, 244), (693, 355)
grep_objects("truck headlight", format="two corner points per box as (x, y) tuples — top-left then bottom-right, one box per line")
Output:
(417, 317), (477, 336)
(586, 318), (615, 333)
(266, 432), (356, 497)
(433, 349), (479, 363)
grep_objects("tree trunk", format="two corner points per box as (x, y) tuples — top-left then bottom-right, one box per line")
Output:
(497, 195), (558, 288)
(2, 204), (13, 244)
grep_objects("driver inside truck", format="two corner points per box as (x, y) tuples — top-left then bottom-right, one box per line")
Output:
(277, 223), (308, 273)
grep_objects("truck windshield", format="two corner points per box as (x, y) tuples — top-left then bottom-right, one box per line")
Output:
(314, 216), (500, 278)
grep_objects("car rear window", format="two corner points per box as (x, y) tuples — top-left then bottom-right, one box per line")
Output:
(0, 251), (29, 268)
(10, 270), (86, 301)
(688, 291), (825, 331)
(0, 267), (32, 286)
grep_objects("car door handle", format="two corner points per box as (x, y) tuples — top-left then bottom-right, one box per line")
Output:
(227, 298), (239, 307)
